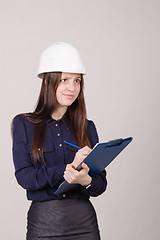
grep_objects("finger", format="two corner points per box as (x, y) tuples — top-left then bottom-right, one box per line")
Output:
(76, 152), (89, 161)
(64, 169), (79, 183)
(66, 164), (73, 170)
(82, 146), (91, 151)
(83, 146), (92, 153)
(64, 169), (71, 178)
(63, 171), (71, 182)
(64, 175), (72, 183)
(81, 162), (89, 172)
(77, 146), (91, 155)
(81, 148), (91, 155)
(64, 169), (76, 182)
(68, 166), (78, 175)
(65, 166), (79, 178)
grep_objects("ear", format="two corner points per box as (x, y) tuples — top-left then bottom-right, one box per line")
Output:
(43, 75), (47, 85)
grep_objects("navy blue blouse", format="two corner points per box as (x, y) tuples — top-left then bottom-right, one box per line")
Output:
(12, 114), (107, 201)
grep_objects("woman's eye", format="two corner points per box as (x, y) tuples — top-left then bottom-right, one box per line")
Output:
(75, 79), (81, 84)
(60, 78), (81, 84)
(60, 79), (67, 83)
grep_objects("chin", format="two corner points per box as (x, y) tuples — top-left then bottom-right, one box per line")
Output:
(65, 100), (75, 106)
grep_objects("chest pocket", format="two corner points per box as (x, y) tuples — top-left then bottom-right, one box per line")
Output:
(26, 143), (56, 167)
(43, 142), (55, 152)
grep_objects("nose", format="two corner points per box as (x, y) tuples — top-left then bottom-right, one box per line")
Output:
(67, 81), (75, 91)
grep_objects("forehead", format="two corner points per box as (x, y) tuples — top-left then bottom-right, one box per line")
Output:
(61, 72), (81, 79)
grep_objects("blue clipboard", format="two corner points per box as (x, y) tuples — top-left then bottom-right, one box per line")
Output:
(55, 137), (133, 195)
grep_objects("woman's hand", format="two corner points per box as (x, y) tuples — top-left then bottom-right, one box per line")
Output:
(72, 146), (92, 168)
(63, 162), (92, 187)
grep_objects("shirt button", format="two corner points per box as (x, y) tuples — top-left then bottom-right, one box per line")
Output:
(63, 194), (66, 198)
(57, 133), (60, 136)
(59, 144), (62, 147)
(55, 124), (58, 127)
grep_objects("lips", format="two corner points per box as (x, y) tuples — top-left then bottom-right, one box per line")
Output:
(64, 94), (74, 99)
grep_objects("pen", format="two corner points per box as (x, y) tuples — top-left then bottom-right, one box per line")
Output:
(64, 141), (82, 149)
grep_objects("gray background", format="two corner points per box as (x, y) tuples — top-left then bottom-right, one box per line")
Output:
(0, 0), (160, 239)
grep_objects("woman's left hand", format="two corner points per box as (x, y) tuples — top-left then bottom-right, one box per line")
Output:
(63, 162), (92, 187)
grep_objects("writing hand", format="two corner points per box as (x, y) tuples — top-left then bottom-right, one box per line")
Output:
(72, 146), (91, 168)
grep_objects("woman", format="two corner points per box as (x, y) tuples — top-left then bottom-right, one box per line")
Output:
(12, 42), (107, 240)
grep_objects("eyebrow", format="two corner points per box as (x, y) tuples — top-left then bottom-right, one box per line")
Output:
(61, 76), (81, 79)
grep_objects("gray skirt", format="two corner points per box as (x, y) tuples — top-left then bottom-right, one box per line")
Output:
(26, 198), (101, 240)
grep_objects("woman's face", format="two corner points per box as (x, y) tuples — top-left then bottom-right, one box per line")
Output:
(56, 72), (81, 110)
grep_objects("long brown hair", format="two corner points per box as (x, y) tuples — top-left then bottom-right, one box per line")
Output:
(12, 72), (90, 164)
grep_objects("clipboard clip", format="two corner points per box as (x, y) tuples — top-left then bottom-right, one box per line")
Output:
(106, 138), (123, 148)
(109, 138), (122, 142)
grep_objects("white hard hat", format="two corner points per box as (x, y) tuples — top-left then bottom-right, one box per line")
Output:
(37, 42), (85, 78)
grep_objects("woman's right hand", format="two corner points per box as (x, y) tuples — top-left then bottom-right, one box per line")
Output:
(72, 146), (91, 168)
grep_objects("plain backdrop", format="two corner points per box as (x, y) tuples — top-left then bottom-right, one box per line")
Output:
(0, 0), (160, 239)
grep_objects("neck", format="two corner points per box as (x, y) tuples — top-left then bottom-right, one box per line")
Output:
(51, 106), (68, 120)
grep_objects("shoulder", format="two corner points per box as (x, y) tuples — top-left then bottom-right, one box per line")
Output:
(13, 114), (26, 124)
(12, 114), (34, 132)
(87, 119), (99, 147)
(13, 114), (34, 126)
(87, 119), (97, 130)
(87, 119), (96, 128)
(12, 114), (34, 143)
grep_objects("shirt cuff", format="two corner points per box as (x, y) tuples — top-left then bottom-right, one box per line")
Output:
(80, 177), (96, 196)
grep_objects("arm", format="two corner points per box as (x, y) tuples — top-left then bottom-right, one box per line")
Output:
(12, 116), (65, 191)
(63, 151), (107, 197)
(64, 120), (107, 197)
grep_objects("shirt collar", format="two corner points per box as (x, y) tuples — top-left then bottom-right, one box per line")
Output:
(46, 111), (69, 124)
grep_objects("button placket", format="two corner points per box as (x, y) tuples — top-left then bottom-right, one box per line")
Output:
(55, 121), (63, 150)
(47, 119), (65, 165)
